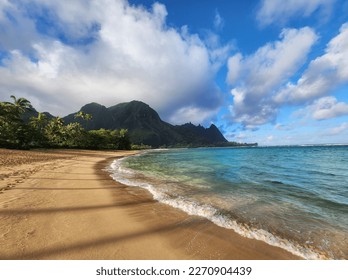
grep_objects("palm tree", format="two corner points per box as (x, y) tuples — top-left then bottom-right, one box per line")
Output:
(74, 111), (92, 130)
(29, 112), (49, 146)
(45, 117), (65, 147)
(30, 112), (48, 128)
(8, 95), (32, 115)
(74, 111), (92, 121)
(0, 95), (32, 148)
(0, 101), (12, 120)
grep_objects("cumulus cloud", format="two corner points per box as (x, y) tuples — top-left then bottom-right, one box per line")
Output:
(294, 96), (348, 120)
(226, 27), (317, 128)
(256, 0), (335, 26)
(0, 0), (225, 124)
(274, 23), (348, 105)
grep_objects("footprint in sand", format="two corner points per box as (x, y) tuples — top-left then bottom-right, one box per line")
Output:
(0, 174), (10, 180)
(26, 230), (36, 237)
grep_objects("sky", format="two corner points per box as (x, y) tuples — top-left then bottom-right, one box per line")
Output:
(1, 0), (348, 145)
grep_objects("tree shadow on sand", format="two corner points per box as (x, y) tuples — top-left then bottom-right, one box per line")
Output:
(0, 199), (155, 215)
(0, 218), (204, 260)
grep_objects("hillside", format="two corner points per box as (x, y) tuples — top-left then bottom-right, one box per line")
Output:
(63, 101), (228, 148)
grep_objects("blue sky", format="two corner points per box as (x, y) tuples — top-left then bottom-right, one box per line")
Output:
(1, 0), (348, 145)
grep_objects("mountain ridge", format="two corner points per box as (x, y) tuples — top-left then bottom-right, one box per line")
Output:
(63, 100), (228, 148)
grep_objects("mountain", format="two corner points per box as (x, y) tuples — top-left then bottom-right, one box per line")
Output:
(174, 123), (227, 145)
(22, 108), (55, 122)
(63, 100), (228, 148)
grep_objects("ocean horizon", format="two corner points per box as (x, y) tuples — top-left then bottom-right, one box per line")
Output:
(108, 145), (348, 260)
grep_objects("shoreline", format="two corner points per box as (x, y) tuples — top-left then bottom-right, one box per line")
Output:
(0, 149), (300, 259)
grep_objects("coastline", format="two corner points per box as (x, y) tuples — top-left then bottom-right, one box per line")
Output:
(0, 149), (300, 259)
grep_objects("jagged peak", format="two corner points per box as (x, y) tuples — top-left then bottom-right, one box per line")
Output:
(208, 124), (221, 131)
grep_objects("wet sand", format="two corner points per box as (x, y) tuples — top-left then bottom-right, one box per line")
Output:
(0, 149), (300, 259)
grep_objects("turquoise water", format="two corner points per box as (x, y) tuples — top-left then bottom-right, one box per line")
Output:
(109, 146), (348, 259)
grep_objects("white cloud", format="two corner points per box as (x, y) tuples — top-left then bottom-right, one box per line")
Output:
(274, 23), (348, 105)
(170, 105), (220, 125)
(226, 27), (317, 128)
(294, 96), (348, 120)
(326, 122), (348, 135)
(256, 0), (335, 26)
(313, 98), (348, 120)
(202, 31), (234, 73)
(275, 123), (296, 131)
(226, 53), (242, 84)
(0, 0), (41, 52)
(0, 0), (225, 124)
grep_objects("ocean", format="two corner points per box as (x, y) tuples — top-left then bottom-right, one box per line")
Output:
(108, 146), (348, 259)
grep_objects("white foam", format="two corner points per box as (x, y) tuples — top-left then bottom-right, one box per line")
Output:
(107, 158), (326, 260)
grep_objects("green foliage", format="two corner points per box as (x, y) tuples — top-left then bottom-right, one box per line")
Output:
(131, 143), (152, 150)
(86, 128), (131, 150)
(63, 101), (230, 148)
(74, 111), (92, 121)
(0, 96), (131, 150)
(0, 96), (32, 148)
(29, 112), (49, 147)
(1, 96), (246, 150)
(44, 117), (66, 147)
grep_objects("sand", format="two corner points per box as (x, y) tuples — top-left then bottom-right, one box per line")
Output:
(0, 149), (300, 260)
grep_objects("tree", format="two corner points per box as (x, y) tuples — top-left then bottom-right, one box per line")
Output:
(87, 129), (116, 149)
(0, 96), (32, 148)
(63, 122), (87, 148)
(74, 111), (92, 130)
(29, 112), (49, 147)
(1, 96), (132, 150)
(30, 112), (48, 129)
(9, 95), (32, 115)
(117, 129), (131, 150)
(86, 129), (131, 150)
(74, 111), (92, 121)
(44, 117), (65, 147)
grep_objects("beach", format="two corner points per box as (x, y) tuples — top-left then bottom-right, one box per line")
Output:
(0, 149), (300, 260)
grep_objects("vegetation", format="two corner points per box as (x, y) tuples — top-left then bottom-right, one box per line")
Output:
(0, 96), (131, 150)
(62, 100), (232, 148)
(130, 143), (152, 150)
(1, 96), (256, 150)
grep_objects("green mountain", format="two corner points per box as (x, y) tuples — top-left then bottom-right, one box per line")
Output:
(22, 108), (55, 122)
(63, 100), (228, 148)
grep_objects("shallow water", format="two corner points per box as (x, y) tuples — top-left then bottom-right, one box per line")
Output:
(108, 146), (348, 259)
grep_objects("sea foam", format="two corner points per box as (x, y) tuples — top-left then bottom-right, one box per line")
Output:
(107, 157), (326, 260)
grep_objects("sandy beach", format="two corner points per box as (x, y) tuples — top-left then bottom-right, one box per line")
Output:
(0, 149), (300, 260)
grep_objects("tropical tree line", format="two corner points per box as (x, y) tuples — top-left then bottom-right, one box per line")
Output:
(0, 96), (131, 150)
